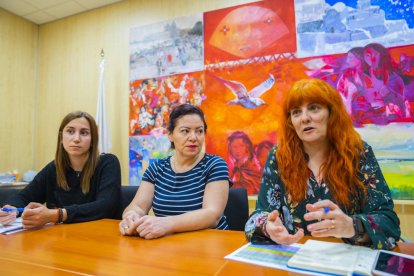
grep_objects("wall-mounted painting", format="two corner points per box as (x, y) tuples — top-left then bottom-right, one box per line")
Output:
(204, 0), (296, 63)
(129, 135), (171, 186)
(130, 14), (204, 79)
(129, 70), (206, 185)
(302, 42), (414, 199)
(128, 0), (414, 199)
(295, 0), (414, 57)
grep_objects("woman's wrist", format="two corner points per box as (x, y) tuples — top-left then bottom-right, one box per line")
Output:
(61, 208), (67, 223)
(262, 221), (270, 238)
(344, 215), (356, 238)
(350, 216), (365, 240)
(123, 209), (139, 220)
(344, 215), (370, 245)
(53, 208), (63, 224)
(255, 213), (270, 239)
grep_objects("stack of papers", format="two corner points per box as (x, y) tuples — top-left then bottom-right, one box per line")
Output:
(225, 240), (379, 275)
(287, 240), (378, 275)
(0, 217), (25, 235)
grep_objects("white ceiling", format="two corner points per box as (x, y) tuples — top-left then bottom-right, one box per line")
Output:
(0, 0), (124, 25)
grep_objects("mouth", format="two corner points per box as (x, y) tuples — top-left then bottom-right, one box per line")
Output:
(187, 145), (197, 149)
(303, 127), (315, 132)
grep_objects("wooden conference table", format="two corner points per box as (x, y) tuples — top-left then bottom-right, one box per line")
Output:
(0, 219), (413, 275)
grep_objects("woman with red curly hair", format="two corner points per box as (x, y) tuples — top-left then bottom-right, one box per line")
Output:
(244, 78), (400, 249)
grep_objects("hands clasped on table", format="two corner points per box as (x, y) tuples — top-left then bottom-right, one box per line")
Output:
(119, 210), (171, 239)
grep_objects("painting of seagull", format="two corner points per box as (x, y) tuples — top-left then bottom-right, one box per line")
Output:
(214, 74), (275, 108)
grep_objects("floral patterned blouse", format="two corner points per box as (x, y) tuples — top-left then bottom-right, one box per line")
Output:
(245, 142), (400, 249)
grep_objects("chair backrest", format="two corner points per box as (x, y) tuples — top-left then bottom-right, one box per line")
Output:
(224, 187), (249, 231)
(0, 188), (20, 206)
(115, 185), (139, 219)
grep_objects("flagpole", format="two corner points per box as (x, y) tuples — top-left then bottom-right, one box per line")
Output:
(96, 48), (111, 153)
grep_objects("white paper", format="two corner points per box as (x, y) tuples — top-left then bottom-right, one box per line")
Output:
(0, 217), (25, 235)
(287, 240), (378, 275)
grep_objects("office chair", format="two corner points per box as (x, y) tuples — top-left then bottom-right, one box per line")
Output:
(0, 188), (20, 206)
(224, 187), (249, 231)
(115, 185), (138, 219)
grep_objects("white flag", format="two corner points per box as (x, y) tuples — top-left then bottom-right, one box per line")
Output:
(96, 58), (111, 153)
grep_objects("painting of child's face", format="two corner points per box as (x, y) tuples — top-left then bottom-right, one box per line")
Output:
(230, 138), (249, 161)
(364, 47), (380, 69)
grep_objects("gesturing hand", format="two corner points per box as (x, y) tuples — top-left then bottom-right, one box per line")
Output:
(304, 200), (355, 238)
(266, 210), (304, 245)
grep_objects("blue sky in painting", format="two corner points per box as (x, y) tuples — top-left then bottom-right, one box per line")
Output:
(326, 0), (414, 28)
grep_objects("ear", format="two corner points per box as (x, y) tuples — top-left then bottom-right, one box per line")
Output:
(168, 132), (173, 142)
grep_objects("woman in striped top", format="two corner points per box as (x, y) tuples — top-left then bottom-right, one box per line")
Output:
(120, 104), (230, 239)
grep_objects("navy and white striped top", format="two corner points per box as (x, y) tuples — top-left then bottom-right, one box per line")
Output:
(142, 154), (230, 230)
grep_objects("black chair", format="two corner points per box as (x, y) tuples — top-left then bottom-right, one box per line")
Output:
(224, 187), (249, 231)
(115, 185), (138, 219)
(0, 188), (20, 206)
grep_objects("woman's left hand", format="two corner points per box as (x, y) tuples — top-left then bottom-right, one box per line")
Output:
(304, 200), (355, 238)
(21, 202), (56, 229)
(134, 215), (171, 239)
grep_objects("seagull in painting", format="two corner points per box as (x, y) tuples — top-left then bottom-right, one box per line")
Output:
(214, 74), (275, 108)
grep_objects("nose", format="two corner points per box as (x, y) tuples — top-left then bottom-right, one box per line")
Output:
(73, 132), (81, 142)
(188, 131), (197, 141)
(300, 110), (311, 123)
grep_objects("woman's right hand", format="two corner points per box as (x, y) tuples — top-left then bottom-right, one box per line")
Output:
(0, 205), (18, 225)
(266, 210), (304, 245)
(119, 210), (140, 236)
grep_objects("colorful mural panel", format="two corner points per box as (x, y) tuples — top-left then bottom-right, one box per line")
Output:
(203, 58), (309, 194)
(128, 0), (414, 199)
(204, 0), (296, 63)
(295, 0), (414, 57)
(303, 44), (414, 125)
(129, 71), (206, 136)
(130, 14), (204, 79)
(129, 71), (206, 185)
(129, 135), (170, 186)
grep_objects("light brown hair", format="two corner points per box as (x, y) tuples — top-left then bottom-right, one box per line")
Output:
(55, 111), (99, 193)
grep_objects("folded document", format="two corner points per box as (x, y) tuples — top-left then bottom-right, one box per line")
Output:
(0, 217), (25, 235)
(287, 239), (378, 275)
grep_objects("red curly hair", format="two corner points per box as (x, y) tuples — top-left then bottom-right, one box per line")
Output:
(277, 78), (365, 208)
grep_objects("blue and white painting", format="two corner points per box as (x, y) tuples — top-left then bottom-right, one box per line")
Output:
(295, 0), (414, 57)
(129, 135), (170, 186)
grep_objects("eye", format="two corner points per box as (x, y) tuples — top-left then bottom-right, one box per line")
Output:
(290, 109), (300, 116)
(65, 128), (74, 134)
(309, 104), (321, 111)
(180, 129), (189, 134)
(197, 129), (204, 135)
(81, 130), (90, 136)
